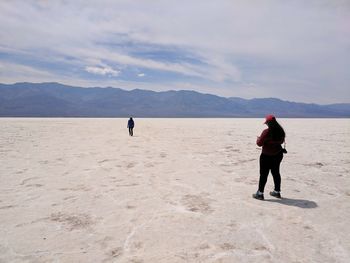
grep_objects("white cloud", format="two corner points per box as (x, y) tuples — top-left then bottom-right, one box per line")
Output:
(137, 73), (145, 77)
(0, 0), (349, 103)
(0, 61), (55, 80)
(85, 65), (120, 77)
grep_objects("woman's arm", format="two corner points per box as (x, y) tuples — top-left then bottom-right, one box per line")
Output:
(256, 129), (269, 146)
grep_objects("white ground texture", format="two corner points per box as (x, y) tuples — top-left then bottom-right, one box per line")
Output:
(0, 118), (349, 263)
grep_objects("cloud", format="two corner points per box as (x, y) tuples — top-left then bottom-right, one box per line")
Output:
(0, 0), (349, 103)
(138, 73), (145, 77)
(85, 65), (120, 77)
(0, 61), (55, 80)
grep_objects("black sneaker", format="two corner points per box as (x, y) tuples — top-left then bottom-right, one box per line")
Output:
(252, 192), (264, 200)
(270, 191), (281, 198)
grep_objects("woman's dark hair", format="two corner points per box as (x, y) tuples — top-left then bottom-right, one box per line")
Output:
(267, 119), (285, 141)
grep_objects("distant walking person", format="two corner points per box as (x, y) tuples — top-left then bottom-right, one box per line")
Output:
(127, 117), (135, 136)
(253, 115), (286, 200)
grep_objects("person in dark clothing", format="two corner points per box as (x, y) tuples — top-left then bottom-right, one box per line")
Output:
(253, 115), (286, 200)
(127, 117), (135, 136)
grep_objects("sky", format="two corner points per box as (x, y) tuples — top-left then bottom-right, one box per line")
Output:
(0, 0), (349, 104)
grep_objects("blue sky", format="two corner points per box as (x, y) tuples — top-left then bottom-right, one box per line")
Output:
(0, 0), (349, 104)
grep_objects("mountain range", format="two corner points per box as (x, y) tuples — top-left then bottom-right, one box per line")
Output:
(0, 82), (349, 117)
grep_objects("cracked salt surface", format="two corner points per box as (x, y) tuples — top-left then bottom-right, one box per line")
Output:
(0, 118), (349, 262)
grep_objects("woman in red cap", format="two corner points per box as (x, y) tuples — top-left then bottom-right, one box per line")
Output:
(253, 115), (286, 200)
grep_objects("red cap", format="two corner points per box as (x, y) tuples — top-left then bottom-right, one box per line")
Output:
(264, 114), (275, 124)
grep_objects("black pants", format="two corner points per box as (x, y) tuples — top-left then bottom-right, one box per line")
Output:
(128, 127), (133, 136)
(258, 152), (283, 193)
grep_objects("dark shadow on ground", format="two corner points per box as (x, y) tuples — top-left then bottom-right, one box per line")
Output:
(265, 198), (318, 208)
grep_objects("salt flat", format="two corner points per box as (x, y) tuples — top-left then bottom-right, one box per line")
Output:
(0, 118), (349, 263)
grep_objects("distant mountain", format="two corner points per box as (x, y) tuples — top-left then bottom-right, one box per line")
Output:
(0, 82), (349, 117)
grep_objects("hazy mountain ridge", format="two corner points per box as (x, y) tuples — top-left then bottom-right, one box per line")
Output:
(0, 82), (349, 117)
